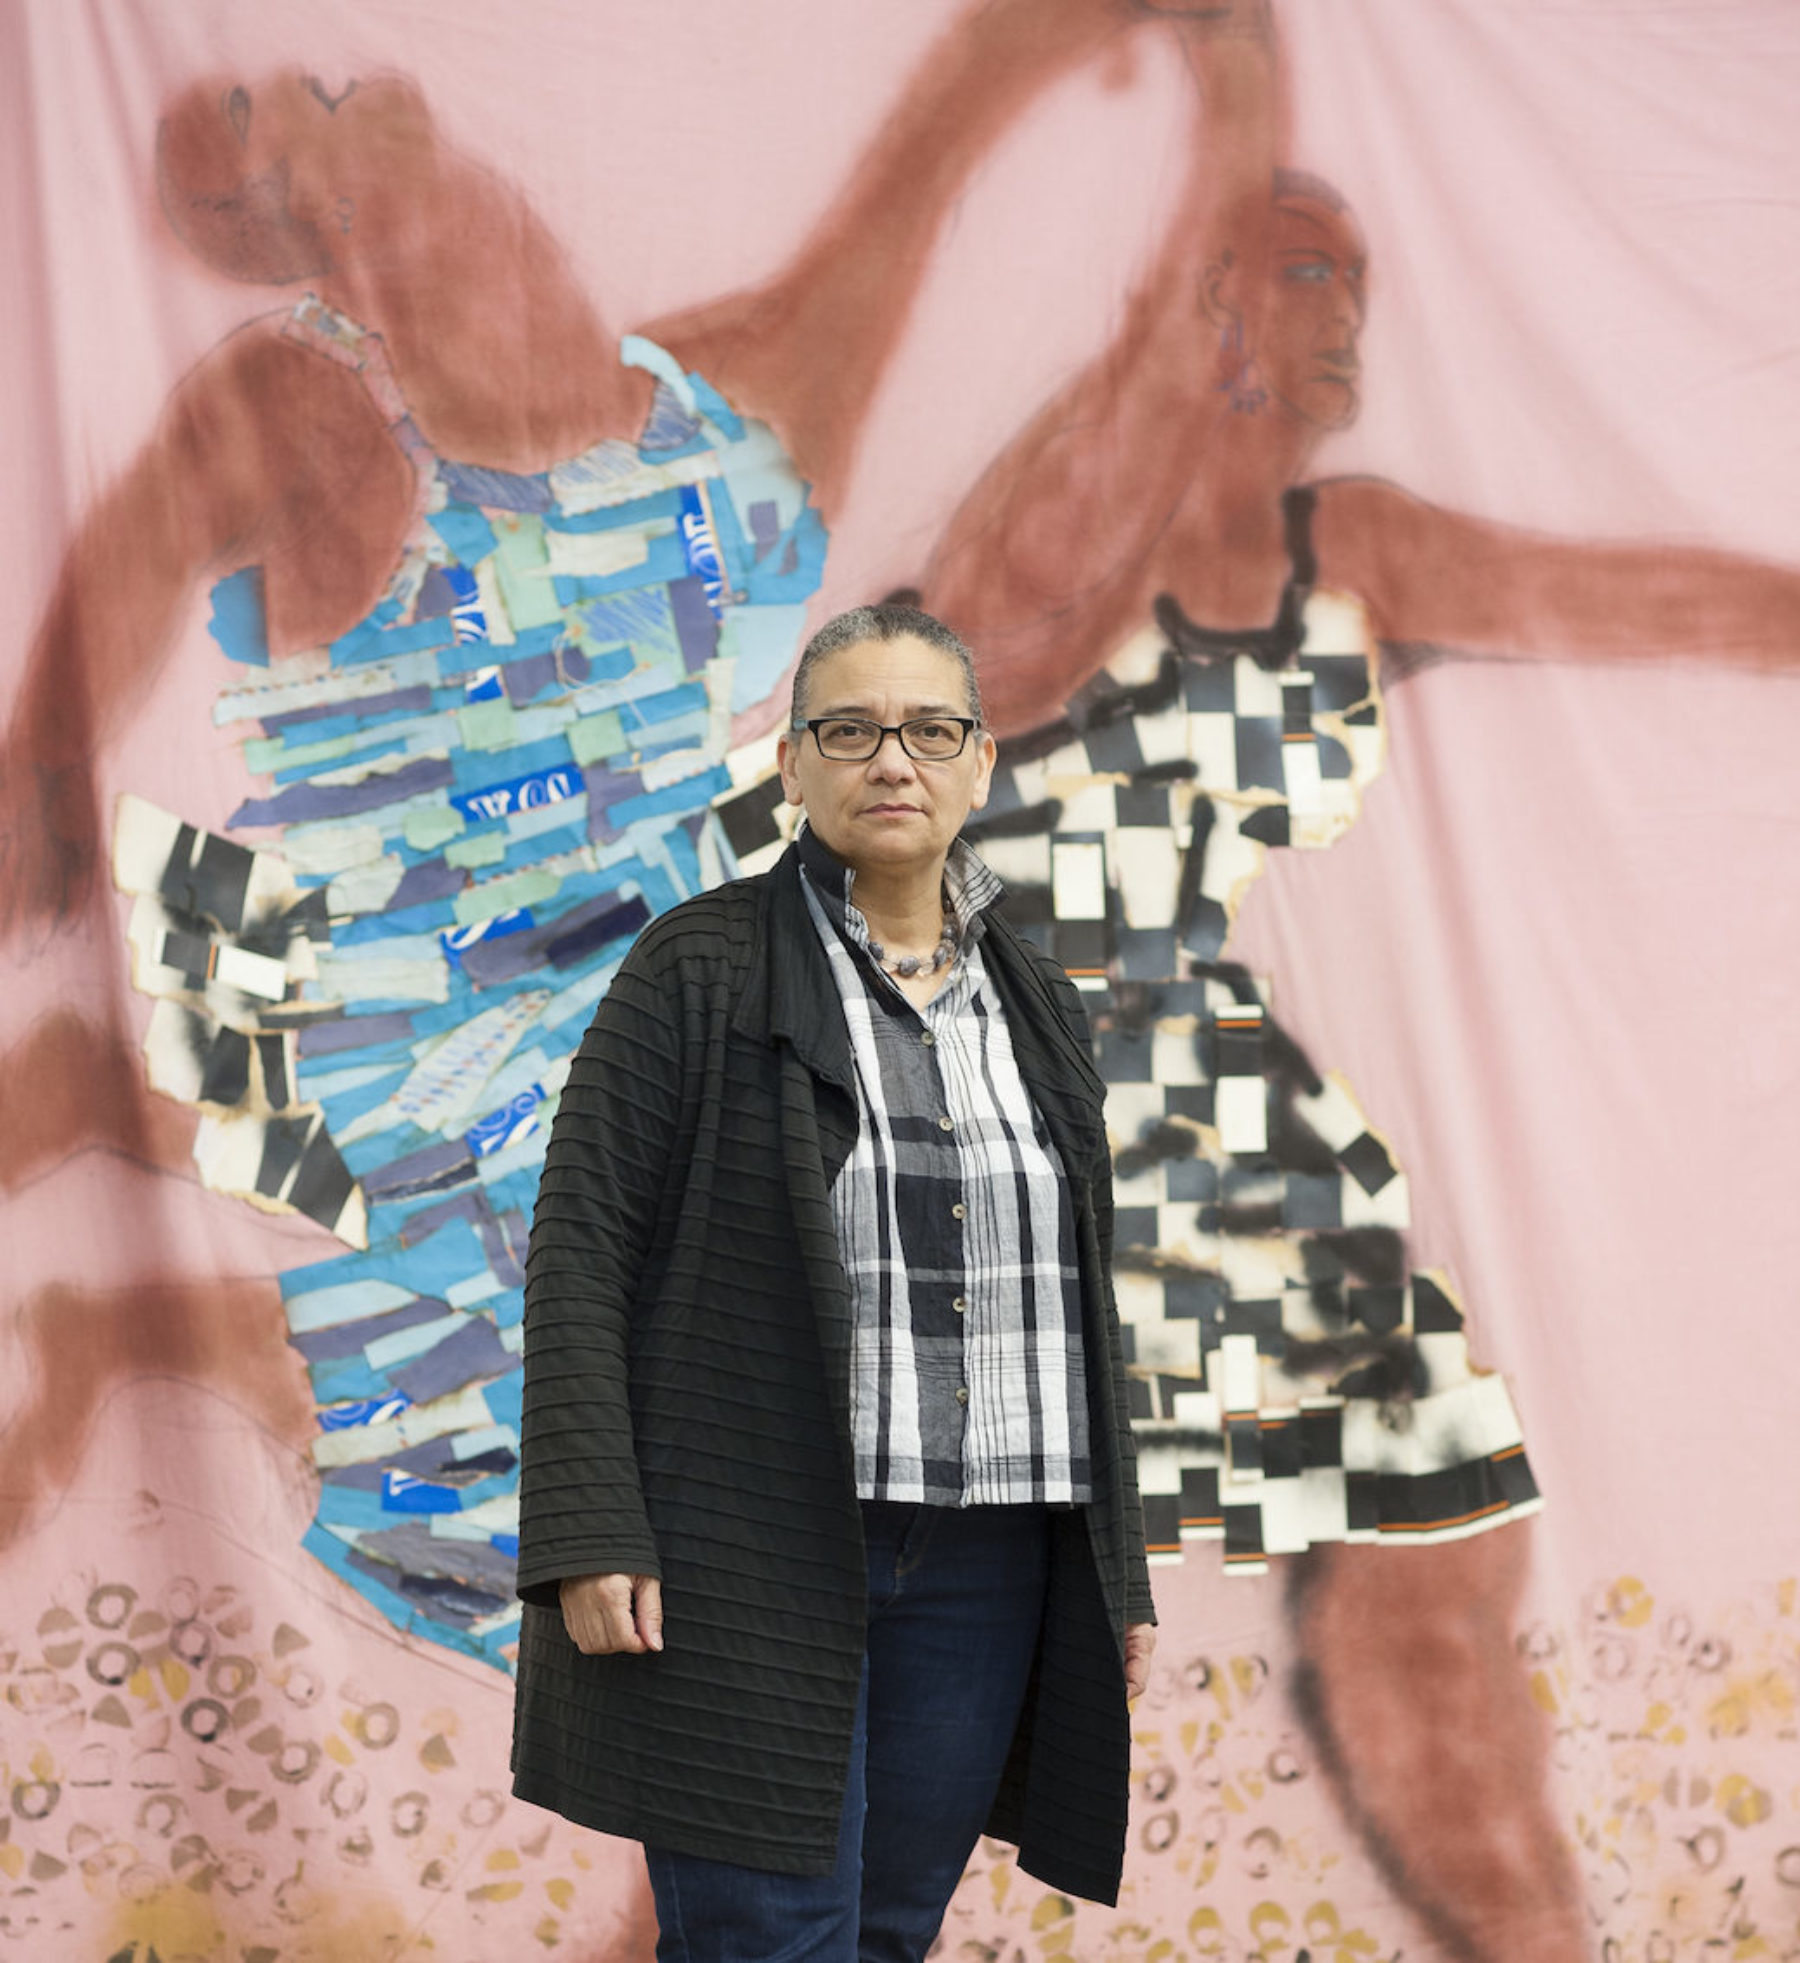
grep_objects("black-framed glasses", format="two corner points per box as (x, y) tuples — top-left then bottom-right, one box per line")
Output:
(796, 716), (979, 762)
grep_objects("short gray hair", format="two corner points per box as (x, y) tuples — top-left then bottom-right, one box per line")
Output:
(789, 603), (983, 727)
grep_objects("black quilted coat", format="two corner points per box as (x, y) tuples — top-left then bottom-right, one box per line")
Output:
(510, 844), (1153, 1905)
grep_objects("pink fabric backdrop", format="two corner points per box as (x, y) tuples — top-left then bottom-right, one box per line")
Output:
(3, 3), (1798, 1958)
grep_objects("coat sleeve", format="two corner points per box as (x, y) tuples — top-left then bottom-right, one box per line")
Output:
(1088, 1111), (1157, 1629)
(1039, 957), (1158, 1630)
(514, 936), (685, 1608)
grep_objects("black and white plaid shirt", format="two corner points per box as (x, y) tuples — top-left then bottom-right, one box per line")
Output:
(796, 825), (1092, 1507)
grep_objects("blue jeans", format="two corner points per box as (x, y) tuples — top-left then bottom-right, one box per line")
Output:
(645, 1501), (1050, 1963)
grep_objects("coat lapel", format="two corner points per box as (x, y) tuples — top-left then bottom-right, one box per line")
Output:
(732, 848), (859, 1466)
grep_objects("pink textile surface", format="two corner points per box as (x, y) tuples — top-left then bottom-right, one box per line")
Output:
(2, 3), (1798, 1959)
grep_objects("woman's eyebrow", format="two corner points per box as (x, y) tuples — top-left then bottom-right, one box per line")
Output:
(812, 700), (963, 717)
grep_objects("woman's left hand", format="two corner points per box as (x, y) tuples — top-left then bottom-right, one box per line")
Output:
(1124, 1622), (1157, 1701)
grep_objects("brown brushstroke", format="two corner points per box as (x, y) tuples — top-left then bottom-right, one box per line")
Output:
(0, 1005), (199, 1192)
(1289, 1531), (1588, 1962)
(922, 7), (1800, 734)
(2, 0), (1157, 947)
(0, 11), (1217, 1953)
(0, 1276), (311, 1549)
(902, 5), (1800, 1954)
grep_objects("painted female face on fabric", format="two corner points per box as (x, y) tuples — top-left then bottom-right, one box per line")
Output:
(1257, 195), (1368, 430)
(776, 637), (996, 879)
(155, 70), (431, 283)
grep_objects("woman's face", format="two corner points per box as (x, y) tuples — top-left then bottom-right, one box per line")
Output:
(1257, 196), (1368, 430)
(776, 636), (996, 882)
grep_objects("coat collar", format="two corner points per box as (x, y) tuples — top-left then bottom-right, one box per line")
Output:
(731, 845), (855, 1092)
(732, 842), (1106, 1172)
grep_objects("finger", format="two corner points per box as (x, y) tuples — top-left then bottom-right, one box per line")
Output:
(562, 1576), (642, 1654)
(562, 1589), (605, 1654)
(635, 1576), (664, 1652)
(597, 1579), (646, 1654)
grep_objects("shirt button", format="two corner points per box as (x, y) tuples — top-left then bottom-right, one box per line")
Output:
(921, 1031), (936, 1048)
(954, 1386), (969, 1406)
(952, 1297), (967, 1315)
(951, 1202), (966, 1220)
(937, 1115), (954, 1132)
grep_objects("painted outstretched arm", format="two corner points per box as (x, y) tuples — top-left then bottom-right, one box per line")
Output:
(0, 328), (412, 939)
(919, 0), (1282, 729)
(1316, 476), (1800, 670)
(646, 0), (1263, 520)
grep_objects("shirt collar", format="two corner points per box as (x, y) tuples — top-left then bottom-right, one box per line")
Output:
(794, 822), (1005, 955)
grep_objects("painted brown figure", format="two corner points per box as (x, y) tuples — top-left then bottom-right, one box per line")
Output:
(0, 2), (1206, 1952)
(915, 2), (1800, 1958)
(0, 0), (1185, 1516)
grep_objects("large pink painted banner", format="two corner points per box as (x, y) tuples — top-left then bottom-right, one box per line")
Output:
(3, 4), (1799, 1959)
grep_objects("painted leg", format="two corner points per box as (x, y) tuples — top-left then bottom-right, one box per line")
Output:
(0, 1005), (199, 1193)
(1287, 1527), (1589, 1962)
(0, 1275), (310, 1547)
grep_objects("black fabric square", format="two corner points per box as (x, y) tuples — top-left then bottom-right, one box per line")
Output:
(1224, 1297), (1284, 1356)
(1141, 1493), (1181, 1555)
(1162, 1084), (1215, 1124)
(1181, 1465), (1222, 1528)
(1261, 1417), (1302, 1480)
(1213, 1025), (1265, 1077)
(1165, 1271), (1226, 1326)
(717, 775), (785, 858)
(1411, 1274), (1465, 1333)
(1181, 898), (1229, 962)
(284, 887), (332, 942)
(257, 1033), (290, 1110)
(256, 1114), (312, 1198)
(1493, 1449), (1540, 1508)
(1052, 917), (1109, 973)
(191, 831), (257, 932)
(1338, 1131), (1396, 1194)
(160, 927), (212, 983)
(1282, 1174), (1341, 1230)
(1111, 1207), (1160, 1252)
(1240, 804), (1291, 848)
(1181, 662), (1236, 712)
(1346, 1472), (1380, 1533)
(198, 1027), (251, 1108)
(1084, 718), (1146, 775)
(1307, 656), (1372, 714)
(1165, 1155), (1219, 1203)
(1317, 732), (1352, 780)
(1223, 1504), (1265, 1563)
(1301, 1404), (1343, 1469)
(1114, 783), (1175, 828)
(290, 1128), (356, 1230)
(1097, 1025), (1155, 1083)
(1115, 927), (1178, 980)
(1226, 1416), (1262, 1475)
(1234, 718), (1284, 792)
(1347, 1285), (1405, 1336)
(1376, 1462), (1480, 1531)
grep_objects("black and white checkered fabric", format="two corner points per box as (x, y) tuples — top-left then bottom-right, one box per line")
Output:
(957, 512), (1541, 1574)
(795, 826), (1093, 1507)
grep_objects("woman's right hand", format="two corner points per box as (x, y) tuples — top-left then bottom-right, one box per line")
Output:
(559, 1572), (664, 1655)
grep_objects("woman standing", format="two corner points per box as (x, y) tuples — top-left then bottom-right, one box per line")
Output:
(512, 604), (1155, 1961)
